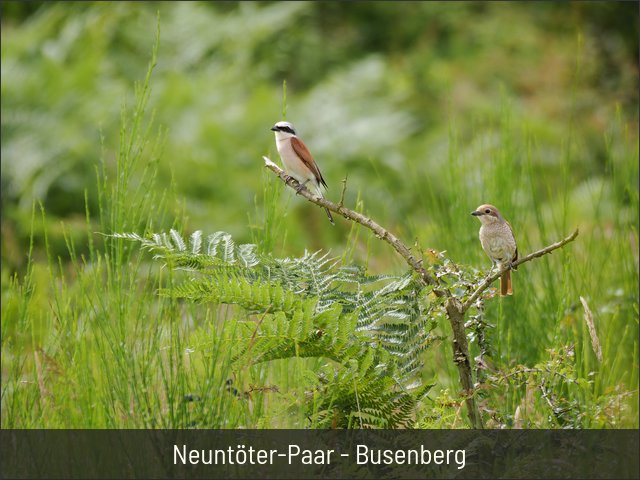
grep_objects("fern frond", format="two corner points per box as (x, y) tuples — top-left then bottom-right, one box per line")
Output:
(190, 230), (203, 254)
(119, 229), (443, 428)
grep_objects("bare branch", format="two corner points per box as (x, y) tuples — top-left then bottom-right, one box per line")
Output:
(446, 297), (483, 429)
(264, 155), (579, 430)
(461, 229), (579, 312)
(264, 155), (473, 423)
(263, 156), (443, 292)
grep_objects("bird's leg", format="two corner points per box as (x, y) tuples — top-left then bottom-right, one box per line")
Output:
(483, 261), (499, 287)
(489, 261), (499, 276)
(295, 179), (310, 194)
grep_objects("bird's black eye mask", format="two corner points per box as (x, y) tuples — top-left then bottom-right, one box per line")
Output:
(272, 125), (295, 135)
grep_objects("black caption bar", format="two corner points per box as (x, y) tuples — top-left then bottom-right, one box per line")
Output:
(1, 429), (638, 479)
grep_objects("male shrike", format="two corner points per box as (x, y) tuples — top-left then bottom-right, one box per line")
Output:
(271, 121), (334, 224)
(471, 204), (518, 296)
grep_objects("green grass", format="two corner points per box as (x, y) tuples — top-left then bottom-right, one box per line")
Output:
(1, 2), (638, 429)
(414, 99), (638, 427)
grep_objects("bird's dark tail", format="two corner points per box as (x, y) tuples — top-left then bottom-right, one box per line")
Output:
(325, 207), (334, 225)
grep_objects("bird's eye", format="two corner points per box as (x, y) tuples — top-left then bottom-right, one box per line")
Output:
(485, 209), (491, 214)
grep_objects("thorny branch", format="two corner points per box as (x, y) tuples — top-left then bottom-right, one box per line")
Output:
(263, 156), (444, 294)
(263, 155), (579, 429)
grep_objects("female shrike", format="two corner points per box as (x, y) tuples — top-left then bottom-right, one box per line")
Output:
(271, 121), (334, 224)
(471, 204), (518, 296)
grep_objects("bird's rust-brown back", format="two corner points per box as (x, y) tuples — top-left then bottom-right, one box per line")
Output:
(290, 136), (328, 189)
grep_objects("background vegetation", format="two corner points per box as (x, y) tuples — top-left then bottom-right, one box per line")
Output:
(1, 2), (638, 428)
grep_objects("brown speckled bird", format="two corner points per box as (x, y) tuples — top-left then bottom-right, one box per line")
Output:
(471, 204), (518, 296)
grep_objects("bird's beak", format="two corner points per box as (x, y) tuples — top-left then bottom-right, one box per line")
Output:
(270, 126), (278, 132)
(471, 210), (482, 216)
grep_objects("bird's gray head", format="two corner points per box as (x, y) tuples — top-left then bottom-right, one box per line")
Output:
(270, 121), (297, 136)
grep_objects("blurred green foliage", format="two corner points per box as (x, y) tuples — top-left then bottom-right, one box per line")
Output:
(2, 2), (637, 267)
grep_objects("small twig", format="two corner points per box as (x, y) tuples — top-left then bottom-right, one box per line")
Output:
(339, 174), (348, 208)
(263, 156), (443, 292)
(539, 380), (558, 412)
(494, 366), (577, 384)
(499, 367), (544, 380)
(461, 229), (579, 312)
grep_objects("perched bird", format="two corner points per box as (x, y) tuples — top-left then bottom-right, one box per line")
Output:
(471, 204), (518, 296)
(271, 121), (334, 224)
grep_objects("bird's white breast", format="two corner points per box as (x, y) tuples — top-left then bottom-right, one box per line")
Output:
(275, 136), (312, 185)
